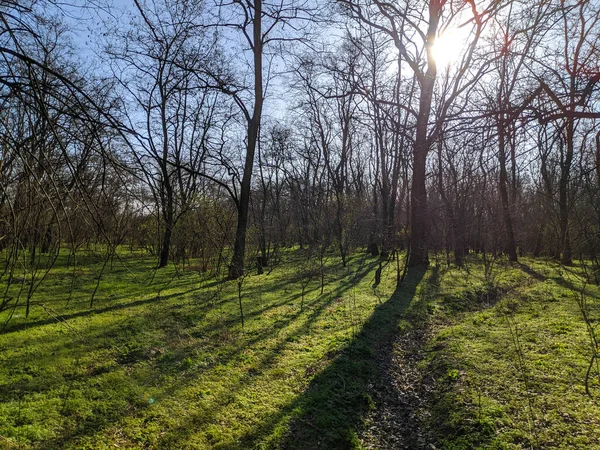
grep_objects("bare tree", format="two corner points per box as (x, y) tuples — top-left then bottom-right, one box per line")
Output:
(337, 0), (494, 268)
(532, 0), (600, 264)
(210, 0), (315, 279)
(107, 0), (224, 268)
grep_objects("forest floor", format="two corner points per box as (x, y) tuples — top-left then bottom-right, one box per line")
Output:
(0, 249), (599, 449)
(360, 258), (600, 449)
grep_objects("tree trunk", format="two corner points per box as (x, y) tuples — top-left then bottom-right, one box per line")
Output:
(559, 122), (574, 265)
(368, 179), (379, 256)
(229, 132), (256, 278)
(409, 73), (435, 267)
(558, 183), (572, 264)
(497, 121), (518, 262)
(159, 203), (173, 268)
(410, 144), (429, 267)
(596, 131), (600, 185)
(159, 227), (171, 268)
(408, 1), (441, 268)
(229, 0), (263, 279)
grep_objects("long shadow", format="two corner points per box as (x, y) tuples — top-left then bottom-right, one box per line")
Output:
(1, 255), (379, 449)
(149, 258), (383, 448)
(0, 254), (390, 449)
(1, 287), (204, 335)
(267, 265), (427, 449)
(517, 262), (547, 281)
(254, 257), (380, 296)
(195, 257), (380, 339)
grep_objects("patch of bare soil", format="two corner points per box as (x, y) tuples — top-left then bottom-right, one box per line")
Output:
(359, 326), (435, 449)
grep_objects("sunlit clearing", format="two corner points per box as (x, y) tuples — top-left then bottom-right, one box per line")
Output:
(432, 29), (464, 68)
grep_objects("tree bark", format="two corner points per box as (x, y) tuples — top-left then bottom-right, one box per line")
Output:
(408, 0), (442, 268)
(229, 0), (263, 279)
(559, 122), (574, 265)
(409, 74), (435, 267)
(497, 120), (518, 262)
(159, 185), (174, 268)
(159, 223), (172, 268)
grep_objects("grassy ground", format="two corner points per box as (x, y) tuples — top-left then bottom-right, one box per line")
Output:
(0, 249), (399, 449)
(418, 257), (600, 449)
(0, 250), (599, 449)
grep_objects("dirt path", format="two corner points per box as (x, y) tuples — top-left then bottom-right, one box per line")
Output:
(359, 324), (433, 449)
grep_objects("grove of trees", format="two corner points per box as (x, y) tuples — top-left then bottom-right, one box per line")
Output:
(2, 0), (600, 316)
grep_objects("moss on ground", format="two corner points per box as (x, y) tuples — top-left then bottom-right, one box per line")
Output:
(0, 251), (599, 449)
(421, 258), (600, 449)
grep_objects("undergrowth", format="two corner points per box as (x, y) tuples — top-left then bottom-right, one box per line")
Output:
(0, 248), (396, 449)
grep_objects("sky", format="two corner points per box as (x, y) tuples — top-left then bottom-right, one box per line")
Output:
(55, 0), (306, 122)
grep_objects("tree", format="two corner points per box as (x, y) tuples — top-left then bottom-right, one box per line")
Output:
(340, 0), (493, 267)
(0, 1), (129, 316)
(533, 0), (600, 264)
(107, 0), (223, 268)
(211, 0), (314, 279)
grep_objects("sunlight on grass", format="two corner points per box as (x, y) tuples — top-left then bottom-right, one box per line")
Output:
(422, 258), (600, 449)
(0, 249), (395, 449)
(1, 252), (600, 449)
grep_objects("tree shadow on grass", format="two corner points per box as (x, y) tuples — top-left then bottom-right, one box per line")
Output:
(517, 262), (547, 282)
(1, 286), (205, 335)
(270, 265), (427, 449)
(149, 257), (383, 449)
(0, 254), (403, 449)
(0, 254), (379, 449)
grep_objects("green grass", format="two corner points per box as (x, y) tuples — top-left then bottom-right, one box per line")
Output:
(421, 258), (600, 449)
(1, 250), (600, 449)
(0, 249), (399, 449)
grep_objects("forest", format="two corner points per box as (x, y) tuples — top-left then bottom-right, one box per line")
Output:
(1, 0), (600, 448)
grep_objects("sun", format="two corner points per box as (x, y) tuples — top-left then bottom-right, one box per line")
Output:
(431, 29), (465, 68)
